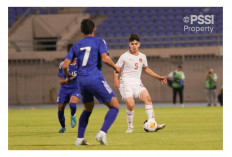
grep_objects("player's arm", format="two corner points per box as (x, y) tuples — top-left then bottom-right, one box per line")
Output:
(62, 58), (72, 77)
(101, 53), (120, 73)
(59, 76), (74, 85)
(59, 77), (67, 85)
(143, 67), (167, 85)
(59, 77), (73, 85)
(114, 70), (120, 88)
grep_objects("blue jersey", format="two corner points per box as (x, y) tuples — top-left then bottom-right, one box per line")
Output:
(66, 36), (108, 76)
(65, 36), (115, 104)
(57, 60), (80, 104)
(58, 60), (78, 89)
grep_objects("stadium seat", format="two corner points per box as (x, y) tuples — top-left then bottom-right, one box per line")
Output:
(9, 7), (62, 28)
(83, 7), (223, 49)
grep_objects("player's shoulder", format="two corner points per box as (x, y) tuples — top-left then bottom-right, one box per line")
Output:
(118, 51), (129, 60)
(68, 41), (80, 51)
(121, 51), (130, 57)
(59, 61), (64, 69)
(139, 51), (146, 57)
(95, 37), (107, 44)
(138, 52), (147, 60)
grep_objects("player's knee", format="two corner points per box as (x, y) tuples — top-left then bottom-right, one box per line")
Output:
(84, 108), (93, 112)
(84, 101), (94, 112)
(103, 97), (120, 109)
(58, 104), (65, 111)
(84, 106), (94, 112)
(115, 103), (120, 109)
(147, 96), (152, 103)
(70, 96), (79, 103)
(145, 96), (152, 104)
(109, 97), (120, 109)
(127, 105), (134, 111)
(126, 101), (134, 109)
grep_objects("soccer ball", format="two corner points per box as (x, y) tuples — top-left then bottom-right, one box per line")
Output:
(143, 119), (158, 132)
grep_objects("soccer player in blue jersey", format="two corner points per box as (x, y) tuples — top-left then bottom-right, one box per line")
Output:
(57, 43), (80, 133)
(63, 19), (120, 145)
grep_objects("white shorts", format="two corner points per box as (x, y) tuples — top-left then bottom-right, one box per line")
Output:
(119, 83), (147, 101)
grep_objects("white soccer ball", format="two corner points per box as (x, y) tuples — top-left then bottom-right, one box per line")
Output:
(143, 119), (158, 132)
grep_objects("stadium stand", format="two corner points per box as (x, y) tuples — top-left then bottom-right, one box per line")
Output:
(83, 7), (223, 49)
(8, 7), (61, 27)
(8, 7), (222, 51)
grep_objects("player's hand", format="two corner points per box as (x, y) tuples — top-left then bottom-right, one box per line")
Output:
(66, 76), (74, 83)
(115, 66), (121, 73)
(159, 76), (167, 85)
(114, 79), (120, 88)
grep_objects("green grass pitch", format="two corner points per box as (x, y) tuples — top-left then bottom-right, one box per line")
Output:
(8, 106), (222, 150)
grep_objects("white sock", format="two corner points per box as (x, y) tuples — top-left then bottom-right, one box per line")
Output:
(145, 105), (155, 120)
(126, 109), (134, 128)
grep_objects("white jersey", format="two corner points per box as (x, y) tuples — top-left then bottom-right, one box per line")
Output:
(116, 51), (148, 86)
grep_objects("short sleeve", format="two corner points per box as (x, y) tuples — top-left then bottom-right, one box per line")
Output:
(99, 39), (109, 55)
(116, 55), (124, 68)
(58, 62), (65, 78)
(66, 46), (76, 61)
(143, 55), (148, 67)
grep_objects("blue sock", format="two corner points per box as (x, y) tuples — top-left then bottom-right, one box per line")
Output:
(78, 110), (91, 138)
(58, 110), (65, 128)
(69, 103), (77, 116)
(101, 107), (119, 133)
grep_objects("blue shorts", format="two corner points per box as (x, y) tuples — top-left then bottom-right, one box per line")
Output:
(78, 75), (115, 104)
(57, 87), (80, 104)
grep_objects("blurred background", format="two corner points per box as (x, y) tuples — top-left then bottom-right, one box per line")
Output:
(8, 7), (223, 106)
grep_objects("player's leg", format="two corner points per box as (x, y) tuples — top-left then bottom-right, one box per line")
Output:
(102, 97), (120, 131)
(124, 97), (135, 133)
(96, 97), (120, 145)
(139, 89), (165, 131)
(70, 96), (78, 116)
(89, 77), (119, 145)
(75, 101), (94, 146)
(75, 89), (94, 146)
(119, 84), (135, 132)
(139, 89), (155, 120)
(69, 95), (79, 128)
(57, 90), (68, 133)
(57, 103), (67, 133)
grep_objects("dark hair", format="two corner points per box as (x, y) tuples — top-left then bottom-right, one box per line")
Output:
(67, 43), (73, 52)
(81, 19), (95, 35)
(129, 34), (140, 42)
(178, 65), (182, 69)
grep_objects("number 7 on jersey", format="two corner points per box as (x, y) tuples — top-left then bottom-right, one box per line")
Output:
(80, 46), (91, 66)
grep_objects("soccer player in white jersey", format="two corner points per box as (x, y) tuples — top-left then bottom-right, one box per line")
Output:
(114, 34), (167, 133)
